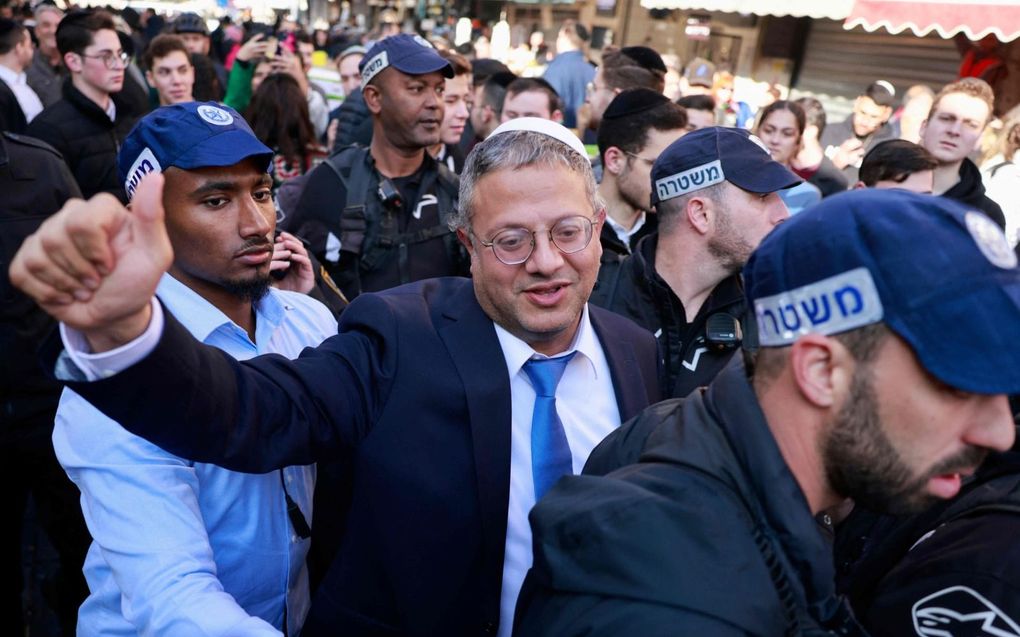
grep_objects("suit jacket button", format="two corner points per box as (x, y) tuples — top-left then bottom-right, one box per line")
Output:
(482, 621), (498, 635)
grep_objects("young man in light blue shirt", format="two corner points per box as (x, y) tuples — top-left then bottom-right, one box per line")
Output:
(52, 102), (337, 636)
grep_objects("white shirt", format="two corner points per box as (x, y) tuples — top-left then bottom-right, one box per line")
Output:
(0, 63), (43, 123)
(605, 210), (647, 252)
(494, 304), (620, 637)
(61, 301), (623, 637)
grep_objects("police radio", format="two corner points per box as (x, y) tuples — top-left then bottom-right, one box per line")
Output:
(705, 313), (742, 351)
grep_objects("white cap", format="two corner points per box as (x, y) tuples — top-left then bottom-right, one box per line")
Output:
(488, 117), (588, 158)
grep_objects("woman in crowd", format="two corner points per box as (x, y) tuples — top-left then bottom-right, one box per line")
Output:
(246, 73), (327, 193)
(755, 100), (822, 215)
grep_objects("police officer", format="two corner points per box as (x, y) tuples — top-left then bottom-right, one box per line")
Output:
(593, 126), (799, 398)
(1, 131), (89, 635)
(284, 34), (467, 300)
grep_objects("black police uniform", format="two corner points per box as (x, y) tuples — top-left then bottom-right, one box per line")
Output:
(836, 442), (1020, 637)
(590, 232), (746, 398)
(515, 361), (867, 636)
(283, 146), (468, 300)
(0, 132), (90, 635)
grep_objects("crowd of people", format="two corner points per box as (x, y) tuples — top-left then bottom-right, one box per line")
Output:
(3, 2), (1020, 636)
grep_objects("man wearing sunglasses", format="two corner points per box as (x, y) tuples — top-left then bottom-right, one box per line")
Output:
(11, 117), (659, 637)
(27, 9), (138, 202)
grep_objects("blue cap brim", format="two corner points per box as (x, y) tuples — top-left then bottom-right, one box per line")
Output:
(390, 56), (454, 78)
(727, 157), (802, 194)
(172, 128), (274, 174)
(894, 270), (1020, 395)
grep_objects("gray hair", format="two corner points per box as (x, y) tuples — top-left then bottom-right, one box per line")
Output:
(450, 130), (603, 231)
(34, 3), (63, 18)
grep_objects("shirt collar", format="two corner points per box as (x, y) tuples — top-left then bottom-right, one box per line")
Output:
(155, 273), (285, 345)
(605, 211), (646, 246)
(0, 64), (25, 86)
(493, 304), (600, 379)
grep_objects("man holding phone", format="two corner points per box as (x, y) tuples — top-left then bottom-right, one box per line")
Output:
(50, 102), (335, 636)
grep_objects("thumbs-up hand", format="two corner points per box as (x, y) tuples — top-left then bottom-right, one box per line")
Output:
(9, 173), (174, 351)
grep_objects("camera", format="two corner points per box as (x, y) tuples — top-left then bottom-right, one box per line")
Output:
(377, 178), (404, 210)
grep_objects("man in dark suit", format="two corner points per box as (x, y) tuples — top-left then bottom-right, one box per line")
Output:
(11, 117), (660, 637)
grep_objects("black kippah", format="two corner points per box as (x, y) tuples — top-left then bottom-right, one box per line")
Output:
(602, 88), (671, 121)
(620, 46), (667, 74)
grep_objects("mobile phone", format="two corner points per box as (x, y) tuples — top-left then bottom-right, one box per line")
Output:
(271, 229), (287, 280)
(264, 36), (278, 59)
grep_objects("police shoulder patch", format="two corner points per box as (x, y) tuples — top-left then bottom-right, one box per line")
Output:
(965, 211), (1017, 270)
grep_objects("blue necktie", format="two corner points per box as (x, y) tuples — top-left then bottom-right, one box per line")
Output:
(524, 353), (576, 501)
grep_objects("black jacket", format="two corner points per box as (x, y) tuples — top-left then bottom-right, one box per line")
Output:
(0, 79), (28, 133)
(515, 361), (866, 636)
(26, 80), (138, 201)
(0, 132), (81, 429)
(591, 233), (746, 398)
(943, 157), (1007, 229)
(329, 88), (373, 152)
(835, 441), (1020, 636)
(594, 214), (658, 300)
(805, 155), (849, 197)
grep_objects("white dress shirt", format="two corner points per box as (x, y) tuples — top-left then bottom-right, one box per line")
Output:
(0, 63), (44, 123)
(493, 305), (620, 637)
(605, 210), (647, 252)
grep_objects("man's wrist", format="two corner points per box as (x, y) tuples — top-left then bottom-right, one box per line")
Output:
(84, 304), (154, 353)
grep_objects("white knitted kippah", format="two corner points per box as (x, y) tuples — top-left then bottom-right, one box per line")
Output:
(487, 117), (587, 158)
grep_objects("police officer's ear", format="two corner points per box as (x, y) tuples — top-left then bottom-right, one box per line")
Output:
(685, 195), (713, 236)
(363, 76), (384, 116)
(788, 334), (853, 410)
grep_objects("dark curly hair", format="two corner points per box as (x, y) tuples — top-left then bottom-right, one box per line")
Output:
(246, 73), (316, 167)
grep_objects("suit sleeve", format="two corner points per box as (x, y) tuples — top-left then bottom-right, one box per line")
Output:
(56, 292), (397, 473)
(52, 390), (282, 637)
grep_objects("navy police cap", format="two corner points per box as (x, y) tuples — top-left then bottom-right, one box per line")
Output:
(117, 102), (273, 201)
(650, 126), (800, 205)
(359, 33), (454, 85)
(744, 189), (1020, 395)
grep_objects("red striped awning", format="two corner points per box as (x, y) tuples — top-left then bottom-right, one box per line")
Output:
(845, 0), (1020, 42)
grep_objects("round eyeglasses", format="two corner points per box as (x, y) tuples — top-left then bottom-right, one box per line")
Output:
(475, 215), (597, 265)
(81, 50), (130, 69)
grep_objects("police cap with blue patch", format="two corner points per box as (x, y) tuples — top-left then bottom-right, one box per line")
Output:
(117, 102), (273, 201)
(359, 33), (454, 85)
(650, 126), (800, 205)
(744, 189), (1020, 395)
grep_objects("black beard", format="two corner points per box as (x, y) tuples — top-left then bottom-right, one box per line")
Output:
(222, 275), (271, 302)
(821, 365), (985, 515)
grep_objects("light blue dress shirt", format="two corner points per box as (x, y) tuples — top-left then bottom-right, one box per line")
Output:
(52, 274), (337, 637)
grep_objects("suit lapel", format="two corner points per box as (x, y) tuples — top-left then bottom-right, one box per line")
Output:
(437, 283), (512, 616)
(590, 307), (647, 422)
